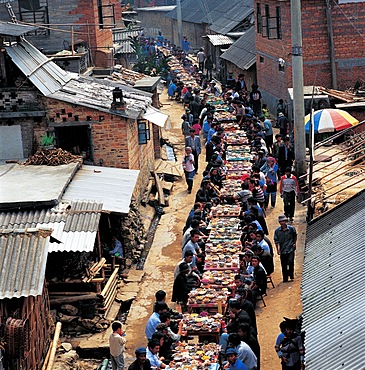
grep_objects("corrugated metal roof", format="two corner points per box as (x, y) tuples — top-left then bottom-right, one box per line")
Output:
(5, 39), (72, 95)
(206, 34), (234, 47)
(5, 40), (153, 120)
(166, 0), (253, 35)
(62, 165), (140, 214)
(302, 189), (365, 370)
(0, 200), (102, 253)
(220, 28), (256, 70)
(0, 228), (51, 299)
(0, 21), (38, 36)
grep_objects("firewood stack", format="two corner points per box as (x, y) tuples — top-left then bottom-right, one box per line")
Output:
(108, 65), (147, 86)
(24, 148), (82, 166)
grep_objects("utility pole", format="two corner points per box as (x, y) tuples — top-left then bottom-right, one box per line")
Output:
(176, 0), (183, 48)
(291, 0), (306, 177)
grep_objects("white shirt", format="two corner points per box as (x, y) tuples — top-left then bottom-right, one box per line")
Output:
(109, 332), (126, 357)
(182, 153), (195, 172)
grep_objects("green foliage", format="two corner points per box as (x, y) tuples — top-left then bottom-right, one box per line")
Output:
(129, 36), (171, 77)
(40, 134), (54, 146)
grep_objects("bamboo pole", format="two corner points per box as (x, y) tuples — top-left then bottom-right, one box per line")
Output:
(313, 153), (365, 183)
(45, 322), (62, 370)
(320, 177), (365, 202)
(71, 26), (74, 56)
(299, 146), (365, 179)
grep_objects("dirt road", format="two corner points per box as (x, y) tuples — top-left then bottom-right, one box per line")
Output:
(124, 91), (306, 370)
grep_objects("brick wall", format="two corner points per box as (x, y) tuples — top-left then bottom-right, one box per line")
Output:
(255, 0), (365, 108)
(0, 0), (122, 67)
(42, 97), (155, 199)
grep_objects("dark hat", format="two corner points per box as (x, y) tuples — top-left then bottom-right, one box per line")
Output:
(179, 262), (190, 273)
(135, 347), (147, 355)
(226, 348), (237, 355)
(278, 214), (288, 222)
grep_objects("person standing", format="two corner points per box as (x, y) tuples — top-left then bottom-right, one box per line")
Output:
(274, 215), (297, 283)
(109, 321), (126, 370)
(249, 84), (262, 116)
(279, 167), (300, 221)
(197, 47), (205, 72)
(182, 36), (190, 54)
(128, 347), (151, 370)
(171, 262), (191, 313)
(278, 113), (289, 137)
(182, 147), (195, 193)
(277, 137), (295, 176)
(185, 129), (202, 173)
(235, 74), (247, 93)
(181, 114), (191, 137)
(275, 321), (304, 370)
(204, 56), (213, 81)
(262, 117), (273, 153)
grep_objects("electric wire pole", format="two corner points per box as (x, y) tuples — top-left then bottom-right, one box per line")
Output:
(291, 0), (307, 177)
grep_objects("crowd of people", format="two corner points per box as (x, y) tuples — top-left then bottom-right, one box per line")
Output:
(107, 42), (304, 370)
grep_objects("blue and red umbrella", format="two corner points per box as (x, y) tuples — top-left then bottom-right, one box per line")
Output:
(304, 109), (359, 133)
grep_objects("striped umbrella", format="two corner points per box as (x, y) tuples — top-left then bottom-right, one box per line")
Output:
(304, 109), (359, 133)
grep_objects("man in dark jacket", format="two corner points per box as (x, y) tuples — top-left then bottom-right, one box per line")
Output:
(172, 262), (191, 312)
(250, 256), (267, 308)
(129, 347), (152, 370)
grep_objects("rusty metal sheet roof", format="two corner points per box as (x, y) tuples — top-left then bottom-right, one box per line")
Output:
(302, 189), (365, 370)
(0, 200), (102, 253)
(0, 228), (51, 299)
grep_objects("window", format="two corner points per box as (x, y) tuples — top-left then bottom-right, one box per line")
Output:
(260, 56), (265, 63)
(18, 0), (49, 36)
(261, 4), (282, 40)
(257, 3), (262, 34)
(138, 120), (150, 145)
(97, 0), (116, 29)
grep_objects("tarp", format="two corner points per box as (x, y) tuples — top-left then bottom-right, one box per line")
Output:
(142, 106), (171, 128)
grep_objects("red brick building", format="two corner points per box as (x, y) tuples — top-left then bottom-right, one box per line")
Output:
(0, 33), (168, 201)
(255, 0), (365, 110)
(0, 0), (124, 67)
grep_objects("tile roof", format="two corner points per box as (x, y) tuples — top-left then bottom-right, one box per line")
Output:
(0, 200), (102, 253)
(302, 189), (365, 370)
(220, 27), (256, 70)
(166, 0), (253, 35)
(0, 228), (51, 299)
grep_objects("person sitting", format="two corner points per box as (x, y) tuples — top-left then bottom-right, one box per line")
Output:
(224, 348), (247, 370)
(128, 347), (152, 370)
(219, 299), (252, 353)
(250, 256), (267, 308)
(254, 245), (274, 276)
(228, 333), (257, 370)
(109, 236), (124, 258)
(145, 301), (169, 340)
(146, 339), (167, 369)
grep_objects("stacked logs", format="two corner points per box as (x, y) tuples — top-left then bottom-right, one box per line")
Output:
(97, 268), (120, 316)
(24, 148), (82, 166)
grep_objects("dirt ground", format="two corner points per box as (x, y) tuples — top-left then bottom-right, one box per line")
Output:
(123, 90), (306, 370)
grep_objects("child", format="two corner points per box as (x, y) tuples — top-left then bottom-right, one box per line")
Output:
(109, 321), (126, 370)
(262, 103), (270, 118)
